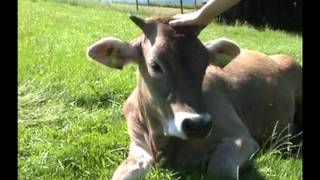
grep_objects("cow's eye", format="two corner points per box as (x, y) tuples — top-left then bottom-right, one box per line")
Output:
(150, 61), (163, 74)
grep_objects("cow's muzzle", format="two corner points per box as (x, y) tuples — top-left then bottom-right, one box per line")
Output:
(166, 112), (212, 139)
(181, 113), (212, 139)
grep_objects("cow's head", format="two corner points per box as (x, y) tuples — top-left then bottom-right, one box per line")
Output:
(87, 16), (240, 140)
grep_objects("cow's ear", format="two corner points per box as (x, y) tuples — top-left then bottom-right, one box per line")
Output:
(205, 37), (241, 67)
(87, 37), (142, 69)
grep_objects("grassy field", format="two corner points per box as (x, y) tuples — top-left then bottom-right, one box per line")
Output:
(18, 0), (302, 179)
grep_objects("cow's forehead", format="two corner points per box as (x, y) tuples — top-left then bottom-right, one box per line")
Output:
(139, 18), (208, 68)
(145, 18), (196, 39)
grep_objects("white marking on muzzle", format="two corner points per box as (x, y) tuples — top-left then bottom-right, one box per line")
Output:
(164, 112), (211, 140)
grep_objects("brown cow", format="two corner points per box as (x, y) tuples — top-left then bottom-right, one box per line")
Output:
(87, 16), (302, 180)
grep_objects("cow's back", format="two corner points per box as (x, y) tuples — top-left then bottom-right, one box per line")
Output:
(269, 54), (302, 137)
(203, 50), (302, 143)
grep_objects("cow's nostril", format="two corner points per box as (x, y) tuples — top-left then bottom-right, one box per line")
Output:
(182, 115), (213, 139)
(202, 117), (212, 126)
(182, 118), (197, 132)
(88, 49), (94, 59)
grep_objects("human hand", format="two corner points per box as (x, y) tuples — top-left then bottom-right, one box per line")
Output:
(169, 10), (211, 26)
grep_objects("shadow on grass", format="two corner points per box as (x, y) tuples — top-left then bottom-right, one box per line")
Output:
(215, 20), (301, 35)
(240, 164), (266, 180)
(72, 93), (121, 110)
(163, 164), (265, 180)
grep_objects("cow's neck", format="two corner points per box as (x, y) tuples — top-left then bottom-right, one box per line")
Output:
(136, 74), (163, 136)
(136, 72), (177, 162)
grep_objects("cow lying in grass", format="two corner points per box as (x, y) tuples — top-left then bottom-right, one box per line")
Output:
(87, 16), (302, 180)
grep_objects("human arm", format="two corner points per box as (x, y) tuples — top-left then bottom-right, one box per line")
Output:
(169, 0), (242, 26)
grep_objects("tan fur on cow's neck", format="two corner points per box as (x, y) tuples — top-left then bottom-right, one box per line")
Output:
(132, 68), (165, 159)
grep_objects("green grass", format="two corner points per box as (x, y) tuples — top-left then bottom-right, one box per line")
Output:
(18, 0), (302, 179)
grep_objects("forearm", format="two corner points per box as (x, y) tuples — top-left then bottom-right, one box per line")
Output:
(169, 0), (242, 26)
(199, 0), (242, 21)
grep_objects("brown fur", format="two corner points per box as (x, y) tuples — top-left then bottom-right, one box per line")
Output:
(87, 17), (302, 180)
